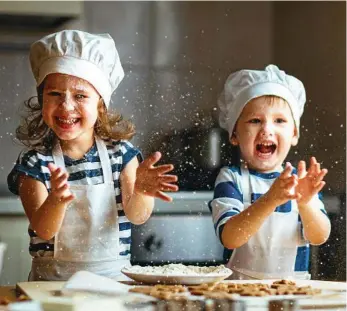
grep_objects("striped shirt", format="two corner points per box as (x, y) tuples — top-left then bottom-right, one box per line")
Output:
(209, 165), (328, 272)
(7, 139), (142, 260)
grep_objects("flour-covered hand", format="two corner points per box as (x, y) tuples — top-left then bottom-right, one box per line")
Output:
(47, 163), (75, 205)
(134, 152), (178, 202)
(266, 162), (300, 206)
(296, 157), (328, 205)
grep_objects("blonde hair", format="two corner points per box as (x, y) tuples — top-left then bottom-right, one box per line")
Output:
(15, 83), (135, 150)
(256, 95), (288, 107)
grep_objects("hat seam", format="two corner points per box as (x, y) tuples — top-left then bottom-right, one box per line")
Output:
(37, 55), (111, 87)
(235, 81), (297, 102)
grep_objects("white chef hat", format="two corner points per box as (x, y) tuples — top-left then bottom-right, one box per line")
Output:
(218, 64), (306, 137)
(29, 29), (124, 108)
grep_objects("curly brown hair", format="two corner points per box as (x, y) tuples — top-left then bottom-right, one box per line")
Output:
(15, 83), (136, 150)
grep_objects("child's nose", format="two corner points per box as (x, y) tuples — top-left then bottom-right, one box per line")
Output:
(261, 122), (275, 135)
(61, 96), (76, 111)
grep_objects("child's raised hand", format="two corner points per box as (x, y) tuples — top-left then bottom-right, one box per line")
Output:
(266, 162), (300, 206)
(134, 152), (178, 202)
(47, 163), (75, 205)
(295, 157), (328, 205)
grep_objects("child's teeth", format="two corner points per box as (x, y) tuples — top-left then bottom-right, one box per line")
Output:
(58, 118), (77, 124)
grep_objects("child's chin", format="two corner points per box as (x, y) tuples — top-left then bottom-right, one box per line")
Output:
(55, 132), (79, 141)
(252, 160), (279, 172)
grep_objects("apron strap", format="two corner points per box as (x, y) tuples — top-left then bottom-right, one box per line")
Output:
(52, 136), (114, 184)
(240, 163), (251, 206)
(52, 143), (65, 169)
(95, 136), (113, 184)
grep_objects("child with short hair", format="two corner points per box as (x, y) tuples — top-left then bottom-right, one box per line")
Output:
(210, 65), (331, 280)
(7, 30), (178, 281)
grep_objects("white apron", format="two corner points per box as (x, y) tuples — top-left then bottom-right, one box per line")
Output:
(227, 165), (302, 280)
(29, 137), (130, 281)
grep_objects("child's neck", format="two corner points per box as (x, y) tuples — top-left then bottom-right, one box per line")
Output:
(242, 161), (283, 173)
(59, 135), (95, 160)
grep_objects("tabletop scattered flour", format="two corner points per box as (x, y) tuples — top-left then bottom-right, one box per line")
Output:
(125, 264), (231, 275)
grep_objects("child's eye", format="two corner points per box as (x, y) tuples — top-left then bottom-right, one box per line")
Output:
(75, 94), (87, 100)
(275, 118), (286, 123)
(248, 118), (260, 124)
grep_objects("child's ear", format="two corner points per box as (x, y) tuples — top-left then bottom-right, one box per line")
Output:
(230, 133), (239, 146)
(291, 127), (299, 146)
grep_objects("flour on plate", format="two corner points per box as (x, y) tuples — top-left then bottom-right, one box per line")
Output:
(125, 264), (231, 275)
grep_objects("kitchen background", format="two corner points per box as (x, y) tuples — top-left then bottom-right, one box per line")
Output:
(0, 1), (345, 285)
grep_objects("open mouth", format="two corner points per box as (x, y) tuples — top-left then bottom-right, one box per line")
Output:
(256, 142), (277, 155)
(55, 117), (80, 129)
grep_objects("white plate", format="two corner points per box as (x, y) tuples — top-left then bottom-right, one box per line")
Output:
(121, 268), (233, 285)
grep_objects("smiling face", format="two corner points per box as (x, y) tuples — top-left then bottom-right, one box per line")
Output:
(231, 96), (298, 173)
(42, 73), (101, 143)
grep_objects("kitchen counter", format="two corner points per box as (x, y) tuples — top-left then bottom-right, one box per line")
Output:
(142, 191), (344, 215)
(0, 197), (24, 215)
(0, 192), (342, 215)
(152, 191), (213, 214)
(0, 192), (215, 215)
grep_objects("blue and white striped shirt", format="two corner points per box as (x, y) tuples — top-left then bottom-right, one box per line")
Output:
(7, 139), (142, 260)
(209, 165), (328, 272)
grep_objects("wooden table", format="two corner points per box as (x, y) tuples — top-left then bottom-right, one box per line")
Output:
(1, 280), (346, 310)
(0, 286), (16, 302)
